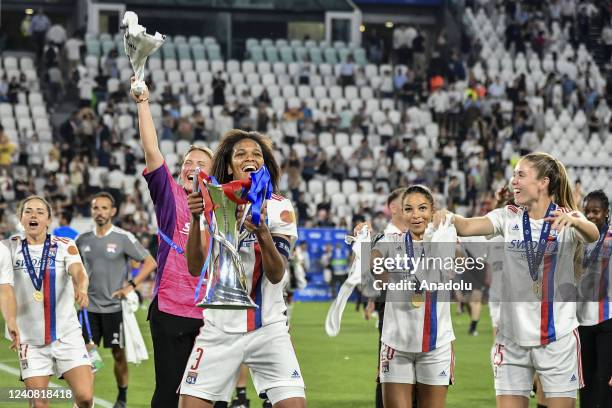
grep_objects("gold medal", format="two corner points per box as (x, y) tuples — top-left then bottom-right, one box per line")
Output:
(33, 290), (44, 302)
(532, 282), (542, 300)
(411, 293), (424, 308)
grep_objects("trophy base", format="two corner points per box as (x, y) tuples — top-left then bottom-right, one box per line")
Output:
(197, 302), (258, 310)
(196, 284), (259, 310)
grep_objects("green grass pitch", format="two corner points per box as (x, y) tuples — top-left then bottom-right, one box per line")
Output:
(0, 302), (548, 407)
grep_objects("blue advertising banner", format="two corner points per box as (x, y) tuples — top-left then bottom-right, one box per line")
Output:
(294, 227), (352, 301)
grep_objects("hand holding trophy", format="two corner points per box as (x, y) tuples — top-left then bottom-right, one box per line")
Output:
(121, 11), (165, 97)
(192, 166), (274, 310)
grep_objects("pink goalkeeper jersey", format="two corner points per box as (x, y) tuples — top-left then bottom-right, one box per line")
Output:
(143, 162), (204, 319)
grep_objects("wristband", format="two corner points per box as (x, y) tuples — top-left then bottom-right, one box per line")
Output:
(136, 97), (149, 104)
(128, 279), (137, 288)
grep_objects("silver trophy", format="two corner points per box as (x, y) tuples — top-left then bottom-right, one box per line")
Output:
(195, 171), (258, 310)
(121, 11), (165, 96)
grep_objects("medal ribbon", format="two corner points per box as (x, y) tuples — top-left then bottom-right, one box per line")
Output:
(523, 202), (556, 282)
(404, 233), (425, 293)
(582, 224), (608, 269)
(21, 235), (50, 291)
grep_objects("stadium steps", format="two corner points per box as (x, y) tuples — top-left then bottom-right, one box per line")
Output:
(587, 21), (607, 69)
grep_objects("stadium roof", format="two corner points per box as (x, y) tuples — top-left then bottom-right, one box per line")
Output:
(95, 0), (353, 12)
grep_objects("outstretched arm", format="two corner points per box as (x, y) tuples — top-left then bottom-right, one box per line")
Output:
(131, 78), (164, 172)
(433, 210), (495, 237)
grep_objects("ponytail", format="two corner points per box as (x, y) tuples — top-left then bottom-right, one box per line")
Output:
(553, 158), (577, 210)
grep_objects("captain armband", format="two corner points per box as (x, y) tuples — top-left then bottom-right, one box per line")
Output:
(272, 236), (291, 260)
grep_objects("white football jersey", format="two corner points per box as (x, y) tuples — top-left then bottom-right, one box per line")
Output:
(486, 205), (587, 346)
(577, 227), (612, 326)
(374, 233), (455, 353)
(204, 194), (298, 333)
(0, 236), (83, 346)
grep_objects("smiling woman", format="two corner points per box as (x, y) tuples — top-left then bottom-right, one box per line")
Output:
(130, 79), (215, 408)
(0, 195), (94, 407)
(180, 130), (305, 408)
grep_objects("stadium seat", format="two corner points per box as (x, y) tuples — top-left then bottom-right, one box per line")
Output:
(325, 180), (340, 195)
(263, 46), (278, 63)
(353, 48), (367, 65)
(244, 72), (259, 86)
(164, 59), (178, 71)
(203, 37), (216, 46)
(257, 61), (271, 74)
(177, 44), (191, 59)
(160, 140), (175, 156)
(318, 132), (333, 146)
(206, 44), (222, 60)
(309, 48), (323, 64)
(210, 60), (225, 73)
(273, 62), (287, 75)
(191, 44), (206, 60)
(226, 59), (240, 74)
(262, 73), (276, 86)
(307, 179), (323, 195)
(295, 47), (308, 62)
(14, 104), (29, 118)
(28, 93), (44, 107)
(280, 46), (294, 63)
(188, 35), (201, 45)
(335, 132), (349, 146)
(1, 117), (15, 130)
(324, 48), (338, 64)
(179, 59), (194, 71)
(86, 40), (101, 57)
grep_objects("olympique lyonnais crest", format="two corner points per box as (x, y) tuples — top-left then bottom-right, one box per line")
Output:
(106, 244), (117, 253)
(186, 371), (198, 384)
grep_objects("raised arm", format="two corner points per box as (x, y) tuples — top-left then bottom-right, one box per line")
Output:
(130, 78), (164, 172)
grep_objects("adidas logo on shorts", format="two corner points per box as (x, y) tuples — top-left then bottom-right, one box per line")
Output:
(511, 224), (519, 231)
(570, 374), (577, 382)
(438, 370), (447, 377)
(291, 370), (301, 379)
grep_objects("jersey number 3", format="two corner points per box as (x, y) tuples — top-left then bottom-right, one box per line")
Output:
(190, 347), (204, 370)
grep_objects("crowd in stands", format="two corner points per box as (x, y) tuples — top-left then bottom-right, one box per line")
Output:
(0, 0), (610, 244)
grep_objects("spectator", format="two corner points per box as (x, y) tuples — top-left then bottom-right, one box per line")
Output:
(0, 126), (17, 171)
(339, 54), (355, 87)
(77, 72), (96, 107)
(65, 35), (84, 72)
(53, 211), (79, 240)
(212, 71), (226, 106)
(30, 8), (51, 62)
(46, 23), (67, 48)
(379, 70), (394, 98)
(298, 55), (312, 85)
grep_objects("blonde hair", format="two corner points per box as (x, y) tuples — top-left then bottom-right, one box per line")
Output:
(521, 152), (577, 210)
(18, 195), (53, 219)
(183, 144), (213, 162)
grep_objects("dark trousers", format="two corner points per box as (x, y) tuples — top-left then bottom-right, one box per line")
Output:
(149, 297), (203, 408)
(578, 319), (612, 408)
(375, 302), (385, 408)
